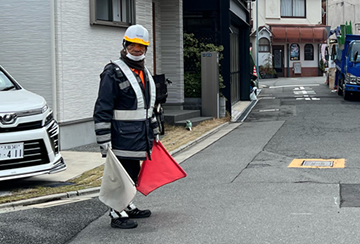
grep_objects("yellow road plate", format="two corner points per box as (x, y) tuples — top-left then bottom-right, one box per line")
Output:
(288, 158), (345, 168)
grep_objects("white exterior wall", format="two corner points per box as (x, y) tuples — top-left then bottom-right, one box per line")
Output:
(55, 0), (126, 123)
(57, 0), (160, 149)
(254, 0), (322, 27)
(257, 29), (272, 67)
(277, 42), (319, 68)
(57, 0), (183, 149)
(55, 0), (128, 149)
(327, 0), (360, 34)
(0, 0), (54, 110)
(0, 0), (183, 149)
(159, 0), (184, 105)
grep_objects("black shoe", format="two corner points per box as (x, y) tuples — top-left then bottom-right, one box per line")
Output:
(111, 217), (138, 229)
(126, 208), (151, 218)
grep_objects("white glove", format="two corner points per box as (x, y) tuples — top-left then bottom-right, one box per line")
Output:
(100, 141), (112, 157)
(155, 134), (159, 143)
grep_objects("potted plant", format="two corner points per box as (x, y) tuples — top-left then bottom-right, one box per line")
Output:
(259, 54), (277, 79)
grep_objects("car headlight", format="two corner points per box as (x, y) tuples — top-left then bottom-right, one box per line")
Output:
(345, 73), (360, 84)
(41, 104), (49, 113)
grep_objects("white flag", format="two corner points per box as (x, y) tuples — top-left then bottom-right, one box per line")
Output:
(99, 149), (136, 212)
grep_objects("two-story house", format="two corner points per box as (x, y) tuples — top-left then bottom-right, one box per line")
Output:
(251, 0), (328, 77)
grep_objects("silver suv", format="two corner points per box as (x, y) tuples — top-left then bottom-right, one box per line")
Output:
(0, 65), (66, 181)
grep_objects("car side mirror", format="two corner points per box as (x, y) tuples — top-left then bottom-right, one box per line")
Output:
(354, 51), (358, 63)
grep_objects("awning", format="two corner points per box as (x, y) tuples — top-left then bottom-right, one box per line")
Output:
(271, 26), (327, 43)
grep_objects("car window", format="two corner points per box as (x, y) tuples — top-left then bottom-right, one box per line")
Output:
(0, 71), (15, 91)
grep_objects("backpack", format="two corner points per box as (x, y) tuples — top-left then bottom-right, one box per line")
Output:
(152, 74), (168, 104)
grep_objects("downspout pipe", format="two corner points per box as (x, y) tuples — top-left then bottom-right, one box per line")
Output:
(287, 43), (290, 77)
(50, 0), (58, 120)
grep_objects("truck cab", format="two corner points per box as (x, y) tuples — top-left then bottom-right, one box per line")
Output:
(336, 34), (360, 100)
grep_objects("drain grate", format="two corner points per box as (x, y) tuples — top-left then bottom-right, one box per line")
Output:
(302, 160), (333, 167)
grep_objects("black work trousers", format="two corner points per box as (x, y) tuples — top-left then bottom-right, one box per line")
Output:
(118, 158), (141, 184)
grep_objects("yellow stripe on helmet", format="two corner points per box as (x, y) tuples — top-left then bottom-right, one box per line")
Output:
(124, 36), (149, 46)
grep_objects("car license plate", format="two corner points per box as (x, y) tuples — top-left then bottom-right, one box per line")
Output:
(0, 142), (24, 161)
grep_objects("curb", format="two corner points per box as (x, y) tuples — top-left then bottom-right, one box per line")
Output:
(0, 187), (101, 210)
(0, 100), (258, 210)
(169, 122), (230, 157)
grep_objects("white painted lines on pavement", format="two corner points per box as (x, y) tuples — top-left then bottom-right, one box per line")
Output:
(293, 86), (319, 100)
(32, 198), (92, 208)
(269, 84), (320, 89)
(265, 85), (321, 100)
(259, 109), (279, 112)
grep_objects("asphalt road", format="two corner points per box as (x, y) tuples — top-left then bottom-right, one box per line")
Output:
(3, 76), (360, 243)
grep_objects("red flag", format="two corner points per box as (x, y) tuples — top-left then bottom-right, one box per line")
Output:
(136, 141), (187, 196)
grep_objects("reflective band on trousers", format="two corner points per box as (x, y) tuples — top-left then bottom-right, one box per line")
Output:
(96, 133), (111, 142)
(113, 109), (153, 121)
(95, 122), (111, 130)
(113, 149), (147, 158)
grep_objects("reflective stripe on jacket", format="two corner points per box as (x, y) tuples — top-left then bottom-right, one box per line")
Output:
(111, 59), (155, 121)
(93, 59), (158, 160)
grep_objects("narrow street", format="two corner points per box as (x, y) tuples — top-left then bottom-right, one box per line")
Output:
(2, 77), (360, 244)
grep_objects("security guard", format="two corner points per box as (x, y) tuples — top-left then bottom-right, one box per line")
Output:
(93, 24), (159, 229)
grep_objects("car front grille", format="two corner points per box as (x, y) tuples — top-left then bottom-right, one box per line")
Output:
(46, 119), (59, 154)
(0, 139), (49, 170)
(0, 121), (42, 133)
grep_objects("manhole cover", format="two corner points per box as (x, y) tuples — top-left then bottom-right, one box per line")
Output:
(302, 160), (333, 167)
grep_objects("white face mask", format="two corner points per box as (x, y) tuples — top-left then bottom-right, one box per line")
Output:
(126, 52), (145, 61)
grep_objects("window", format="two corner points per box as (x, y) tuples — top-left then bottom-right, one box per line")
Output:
(304, 44), (314, 60)
(258, 38), (270, 52)
(281, 0), (305, 17)
(290, 43), (300, 61)
(90, 0), (135, 27)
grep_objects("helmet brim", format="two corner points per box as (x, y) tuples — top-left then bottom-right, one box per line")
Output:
(124, 36), (149, 46)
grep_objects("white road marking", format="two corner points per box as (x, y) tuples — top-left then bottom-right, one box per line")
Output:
(259, 109), (280, 112)
(269, 84), (320, 89)
(293, 86), (320, 100)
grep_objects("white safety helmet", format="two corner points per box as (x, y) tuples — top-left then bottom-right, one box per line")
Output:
(123, 24), (149, 46)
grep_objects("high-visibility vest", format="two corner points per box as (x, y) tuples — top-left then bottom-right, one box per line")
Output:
(111, 59), (156, 121)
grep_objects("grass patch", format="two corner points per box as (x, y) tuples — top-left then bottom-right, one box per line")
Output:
(0, 116), (230, 204)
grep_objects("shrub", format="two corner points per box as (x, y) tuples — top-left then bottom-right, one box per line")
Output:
(184, 33), (225, 97)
